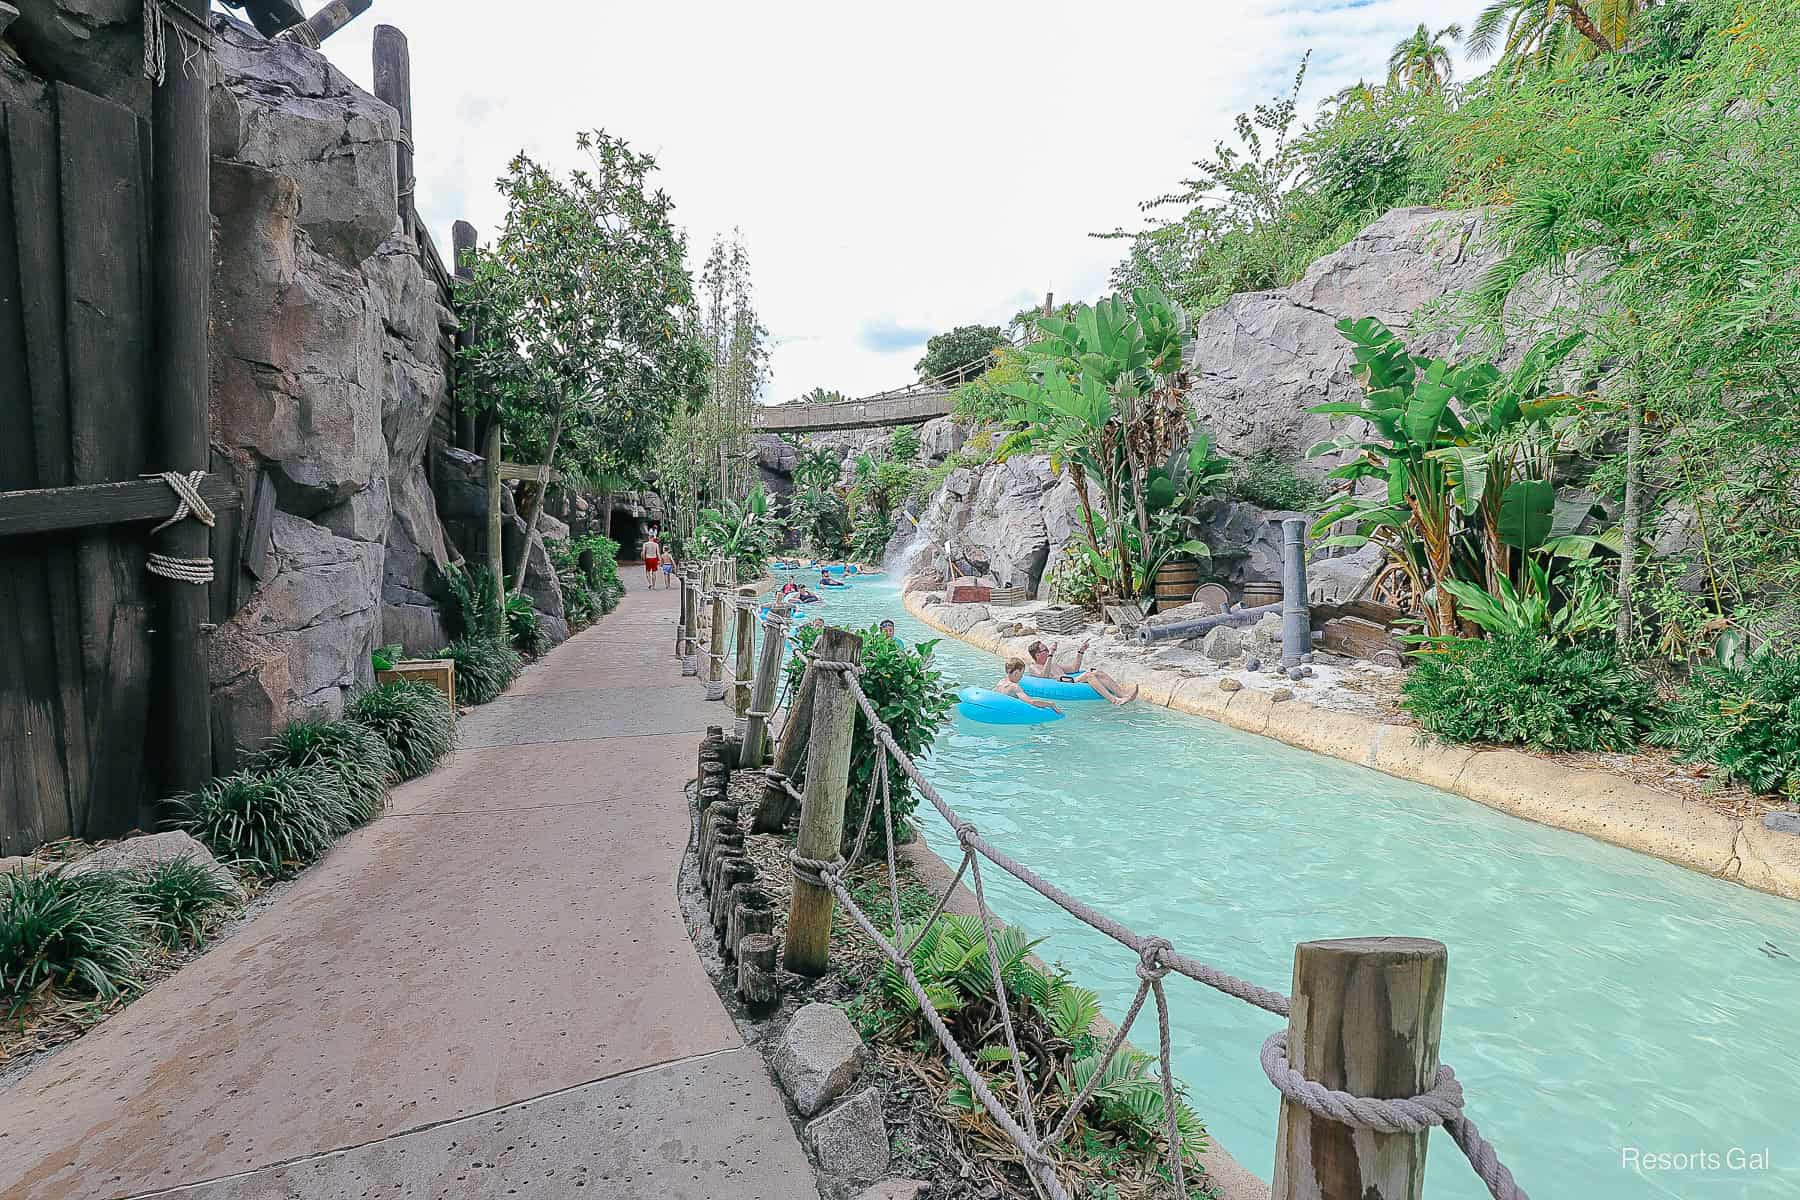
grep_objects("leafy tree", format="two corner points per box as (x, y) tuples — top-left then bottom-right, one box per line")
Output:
(1387, 22), (1463, 91)
(456, 131), (706, 594)
(914, 324), (1007, 387)
(794, 386), (849, 406)
(1465, 0), (1645, 71)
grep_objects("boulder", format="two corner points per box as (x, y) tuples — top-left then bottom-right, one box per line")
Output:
(537, 513), (571, 543)
(949, 457), (1052, 592)
(4, 0), (146, 111)
(936, 604), (991, 635)
(62, 833), (246, 904)
(805, 1089), (889, 1187)
(381, 467), (450, 656)
(1764, 813), (1800, 837)
(1305, 541), (1387, 602)
(773, 1002), (868, 1118)
(918, 415), (968, 465)
(210, 18), (401, 266)
(1185, 207), (1498, 471)
(941, 467), (976, 501)
(1201, 625), (1247, 663)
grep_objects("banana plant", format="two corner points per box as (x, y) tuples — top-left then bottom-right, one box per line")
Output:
(693, 484), (772, 580)
(1136, 433), (1232, 590)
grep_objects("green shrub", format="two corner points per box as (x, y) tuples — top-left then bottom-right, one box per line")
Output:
(782, 623), (955, 858)
(1228, 450), (1321, 513)
(244, 719), (393, 828)
(133, 857), (241, 950)
(570, 533), (624, 613)
(348, 680), (455, 780)
(504, 593), (550, 656)
(440, 637), (523, 705)
(1403, 635), (1652, 752)
(441, 561), (502, 640)
(1650, 652), (1800, 801)
(1, 870), (147, 1013)
(176, 766), (344, 879)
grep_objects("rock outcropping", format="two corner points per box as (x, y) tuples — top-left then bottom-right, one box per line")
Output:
(1186, 206), (1495, 470)
(206, 18), (457, 763)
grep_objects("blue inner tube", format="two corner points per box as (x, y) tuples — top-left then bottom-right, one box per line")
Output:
(761, 606), (807, 623)
(825, 564), (848, 575)
(1017, 672), (1101, 701)
(955, 686), (1062, 726)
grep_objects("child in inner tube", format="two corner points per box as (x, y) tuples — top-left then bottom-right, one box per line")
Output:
(818, 570), (847, 588)
(1026, 639), (1137, 705)
(997, 658), (1062, 715)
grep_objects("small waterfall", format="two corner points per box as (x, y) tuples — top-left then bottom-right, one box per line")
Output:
(890, 478), (958, 580)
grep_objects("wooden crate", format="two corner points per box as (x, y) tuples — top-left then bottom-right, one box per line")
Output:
(377, 658), (457, 711)
(989, 585), (1028, 607)
(948, 576), (992, 604)
(1035, 605), (1088, 635)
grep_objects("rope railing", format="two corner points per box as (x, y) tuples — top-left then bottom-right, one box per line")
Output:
(782, 657), (1528, 1200)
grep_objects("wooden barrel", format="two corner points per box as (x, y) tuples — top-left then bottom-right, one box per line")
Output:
(1242, 580), (1283, 608)
(1154, 560), (1203, 609)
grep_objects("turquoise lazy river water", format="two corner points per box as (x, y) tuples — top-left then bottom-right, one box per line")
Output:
(765, 574), (1800, 1199)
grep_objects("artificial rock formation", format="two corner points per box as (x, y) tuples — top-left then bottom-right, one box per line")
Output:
(206, 16), (456, 762)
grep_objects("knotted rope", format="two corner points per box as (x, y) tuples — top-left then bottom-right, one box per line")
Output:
(142, 0), (210, 85)
(144, 471), (215, 585)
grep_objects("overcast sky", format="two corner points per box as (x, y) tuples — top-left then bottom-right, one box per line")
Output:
(327, 1), (1483, 404)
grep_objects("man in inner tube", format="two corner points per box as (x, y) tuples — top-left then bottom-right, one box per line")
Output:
(1026, 639), (1137, 705)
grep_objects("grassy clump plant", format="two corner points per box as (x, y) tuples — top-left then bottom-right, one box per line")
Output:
(133, 857), (241, 950)
(1403, 634), (1653, 752)
(176, 766), (344, 879)
(439, 637), (523, 706)
(245, 719), (394, 828)
(347, 680), (455, 780)
(504, 593), (551, 657)
(1, 870), (147, 1013)
(1650, 651), (1800, 802)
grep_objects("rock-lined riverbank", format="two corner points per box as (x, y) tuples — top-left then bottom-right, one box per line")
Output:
(904, 590), (1800, 903)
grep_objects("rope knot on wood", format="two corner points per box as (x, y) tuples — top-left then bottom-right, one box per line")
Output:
(144, 470), (215, 585)
(1261, 1029), (1463, 1133)
(789, 850), (845, 888)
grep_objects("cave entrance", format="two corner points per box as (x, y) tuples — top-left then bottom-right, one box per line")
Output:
(609, 508), (648, 562)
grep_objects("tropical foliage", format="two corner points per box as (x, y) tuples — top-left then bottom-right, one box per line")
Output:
(1650, 653), (1800, 802)
(691, 485), (775, 581)
(915, 323), (1008, 386)
(1403, 634), (1652, 751)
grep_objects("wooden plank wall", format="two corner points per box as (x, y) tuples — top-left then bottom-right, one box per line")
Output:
(0, 85), (157, 851)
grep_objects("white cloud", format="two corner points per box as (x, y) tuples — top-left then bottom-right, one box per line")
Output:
(323, 0), (1483, 403)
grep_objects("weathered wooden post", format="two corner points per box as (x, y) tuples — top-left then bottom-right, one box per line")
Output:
(451, 220), (478, 450)
(727, 886), (773, 961)
(737, 933), (779, 1011)
(484, 425), (503, 635)
(1273, 937), (1447, 1200)
(680, 567), (700, 675)
(731, 586), (757, 736)
(276, 0), (372, 46)
(151, 0), (215, 801)
(705, 584), (727, 701)
(740, 603), (790, 770)
(756, 624), (847, 832)
(371, 25), (416, 243)
(783, 628), (862, 975)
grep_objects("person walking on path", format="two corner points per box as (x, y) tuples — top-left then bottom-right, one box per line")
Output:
(642, 532), (661, 588)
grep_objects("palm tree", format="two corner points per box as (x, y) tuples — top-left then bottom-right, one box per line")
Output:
(1466, 1), (1650, 73)
(1325, 79), (1382, 116)
(1387, 23), (1463, 91)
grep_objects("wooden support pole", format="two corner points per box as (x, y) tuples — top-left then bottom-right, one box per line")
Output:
(755, 624), (845, 832)
(484, 422), (503, 636)
(740, 603), (790, 770)
(732, 586), (756, 726)
(737, 933), (778, 1011)
(451, 219), (477, 450)
(680, 567), (700, 674)
(151, 0), (215, 806)
(1273, 937), (1447, 1200)
(276, 0), (372, 46)
(371, 26), (416, 242)
(706, 587), (727, 700)
(783, 628), (862, 975)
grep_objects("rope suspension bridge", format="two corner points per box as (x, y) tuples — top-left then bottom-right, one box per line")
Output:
(676, 559), (1530, 1200)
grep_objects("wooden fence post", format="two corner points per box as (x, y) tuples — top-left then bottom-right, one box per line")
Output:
(680, 567), (700, 675)
(740, 603), (790, 770)
(151, 0), (214, 804)
(1273, 937), (1447, 1200)
(484, 423), (503, 635)
(706, 584), (727, 700)
(755, 622), (832, 831)
(450, 219), (477, 450)
(732, 586), (756, 733)
(372, 26), (415, 242)
(782, 627), (862, 975)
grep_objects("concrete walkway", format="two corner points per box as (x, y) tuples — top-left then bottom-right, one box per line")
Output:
(0, 588), (814, 1200)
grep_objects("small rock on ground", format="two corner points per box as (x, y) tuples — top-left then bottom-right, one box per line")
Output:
(1764, 812), (1800, 836)
(857, 1179), (928, 1200)
(1218, 677), (1242, 693)
(62, 832), (246, 902)
(773, 1002), (868, 1117)
(806, 1088), (889, 1186)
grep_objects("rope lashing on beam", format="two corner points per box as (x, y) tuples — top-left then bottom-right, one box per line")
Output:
(144, 470), (216, 585)
(142, 0), (212, 85)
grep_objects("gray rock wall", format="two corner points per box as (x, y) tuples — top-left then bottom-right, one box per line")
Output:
(206, 17), (456, 762)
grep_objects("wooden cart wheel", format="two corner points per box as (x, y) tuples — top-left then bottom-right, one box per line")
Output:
(1370, 562), (1417, 614)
